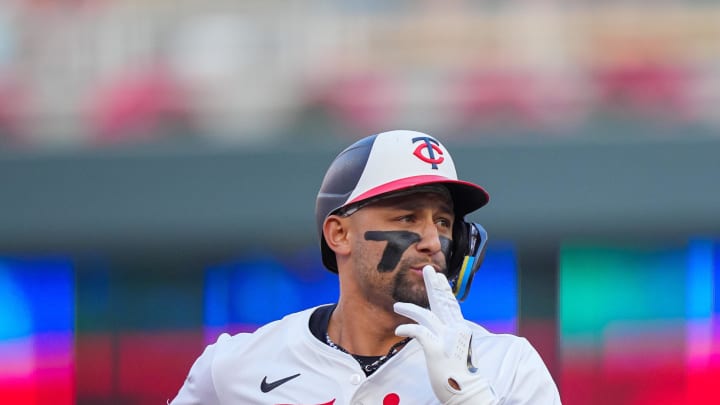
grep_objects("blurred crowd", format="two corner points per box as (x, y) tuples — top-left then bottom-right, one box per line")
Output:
(0, 0), (719, 149)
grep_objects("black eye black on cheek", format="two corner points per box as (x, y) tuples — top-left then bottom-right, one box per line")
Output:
(364, 231), (421, 272)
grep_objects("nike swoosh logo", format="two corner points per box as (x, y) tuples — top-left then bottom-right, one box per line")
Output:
(467, 335), (478, 373)
(260, 373), (301, 393)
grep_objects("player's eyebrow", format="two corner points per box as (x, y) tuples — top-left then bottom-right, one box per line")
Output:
(378, 196), (453, 215)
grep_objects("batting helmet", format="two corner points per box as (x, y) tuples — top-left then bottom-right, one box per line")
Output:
(315, 130), (490, 301)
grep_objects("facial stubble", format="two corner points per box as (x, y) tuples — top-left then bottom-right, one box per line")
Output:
(363, 230), (453, 308)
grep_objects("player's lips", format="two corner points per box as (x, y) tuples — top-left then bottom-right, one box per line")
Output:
(410, 264), (440, 274)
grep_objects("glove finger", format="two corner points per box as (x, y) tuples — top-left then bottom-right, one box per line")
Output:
(423, 265), (452, 292)
(395, 324), (436, 350)
(394, 302), (441, 330)
(423, 266), (463, 323)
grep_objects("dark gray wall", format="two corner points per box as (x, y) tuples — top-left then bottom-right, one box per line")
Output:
(1, 136), (719, 256)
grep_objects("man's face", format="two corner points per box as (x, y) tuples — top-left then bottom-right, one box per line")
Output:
(345, 190), (454, 308)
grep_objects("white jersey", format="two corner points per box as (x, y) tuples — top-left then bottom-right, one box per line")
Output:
(170, 306), (561, 405)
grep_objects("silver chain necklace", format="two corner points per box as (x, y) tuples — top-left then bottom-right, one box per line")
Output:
(325, 333), (411, 375)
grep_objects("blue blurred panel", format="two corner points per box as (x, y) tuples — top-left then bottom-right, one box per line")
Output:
(204, 264), (232, 328)
(715, 241), (720, 315)
(228, 256), (300, 325)
(687, 239), (714, 320)
(460, 242), (518, 332)
(0, 256), (75, 404)
(686, 239), (718, 370)
(205, 250), (339, 329)
(0, 263), (32, 339)
(279, 247), (340, 309)
(0, 257), (74, 334)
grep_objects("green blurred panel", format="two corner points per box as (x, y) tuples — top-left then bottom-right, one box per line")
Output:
(559, 244), (686, 344)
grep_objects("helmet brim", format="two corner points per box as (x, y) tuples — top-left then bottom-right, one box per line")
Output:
(346, 175), (489, 217)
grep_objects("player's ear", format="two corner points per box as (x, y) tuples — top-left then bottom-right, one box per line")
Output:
(323, 215), (351, 257)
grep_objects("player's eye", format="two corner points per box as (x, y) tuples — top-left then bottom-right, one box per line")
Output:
(397, 214), (415, 223)
(436, 217), (452, 229)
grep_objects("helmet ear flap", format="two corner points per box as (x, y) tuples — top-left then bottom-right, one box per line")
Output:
(447, 221), (469, 280)
(447, 222), (488, 302)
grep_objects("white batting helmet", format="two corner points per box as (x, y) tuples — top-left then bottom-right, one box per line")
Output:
(315, 130), (490, 299)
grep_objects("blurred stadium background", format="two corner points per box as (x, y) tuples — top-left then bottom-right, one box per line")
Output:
(0, 1), (719, 404)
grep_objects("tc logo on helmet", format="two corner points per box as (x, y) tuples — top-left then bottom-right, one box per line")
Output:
(412, 136), (445, 169)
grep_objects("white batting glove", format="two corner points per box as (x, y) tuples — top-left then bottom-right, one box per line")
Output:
(394, 266), (498, 405)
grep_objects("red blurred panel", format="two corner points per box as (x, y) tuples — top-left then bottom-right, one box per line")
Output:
(603, 322), (686, 404)
(33, 368), (74, 405)
(687, 367), (720, 405)
(33, 332), (74, 405)
(519, 318), (558, 379)
(561, 350), (604, 405)
(0, 380), (37, 405)
(562, 348), (690, 405)
(452, 68), (537, 128)
(75, 333), (114, 399)
(87, 64), (194, 145)
(603, 362), (686, 405)
(593, 61), (694, 120)
(116, 331), (203, 404)
(311, 69), (397, 134)
(0, 334), (74, 405)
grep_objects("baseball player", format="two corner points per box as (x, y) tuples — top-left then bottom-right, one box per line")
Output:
(170, 130), (562, 404)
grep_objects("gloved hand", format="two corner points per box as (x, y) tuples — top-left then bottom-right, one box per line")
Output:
(394, 266), (498, 405)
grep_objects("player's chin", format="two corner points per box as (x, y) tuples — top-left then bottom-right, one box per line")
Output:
(392, 271), (430, 308)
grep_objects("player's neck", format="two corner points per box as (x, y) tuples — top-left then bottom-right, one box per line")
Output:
(329, 297), (408, 357)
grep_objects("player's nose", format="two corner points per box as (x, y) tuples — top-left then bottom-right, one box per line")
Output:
(415, 218), (443, 255)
